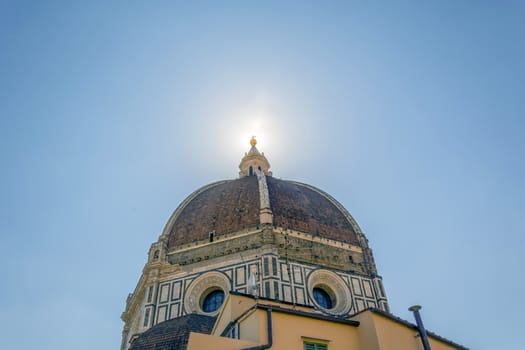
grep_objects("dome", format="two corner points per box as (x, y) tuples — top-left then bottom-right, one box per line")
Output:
(163, 175), (361, 250)
(121, 139), (387, 350)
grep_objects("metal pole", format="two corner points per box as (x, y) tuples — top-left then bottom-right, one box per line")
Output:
(409, 305), (432, 350)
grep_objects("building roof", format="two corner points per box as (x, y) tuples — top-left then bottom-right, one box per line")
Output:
(256, 303), (361, 327)
(360, 308), (470, 350)
(165, 176), (260, 248)
(161, 139), (363, 249)
(226, 292), (467, 350)
(128, 314), (216, 350)
(164, 175), (360, 249)
(267, 177), (359, 244)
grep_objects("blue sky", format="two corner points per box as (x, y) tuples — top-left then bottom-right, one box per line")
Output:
(1, 1), (523, 349)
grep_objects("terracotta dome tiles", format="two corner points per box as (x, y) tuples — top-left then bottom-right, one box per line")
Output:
(167, 176), (260, 249)
(266, 177), (359, 245)
(166, 175), (359, 249)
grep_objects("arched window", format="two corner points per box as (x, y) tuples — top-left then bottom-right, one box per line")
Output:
(313, 287), (333, 309)
(153, 250), (159, 260)
(202, 290), (225, 313)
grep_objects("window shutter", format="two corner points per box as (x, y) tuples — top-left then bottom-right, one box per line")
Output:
(304, 342), (327, 350)
(304, 343), (316, 350)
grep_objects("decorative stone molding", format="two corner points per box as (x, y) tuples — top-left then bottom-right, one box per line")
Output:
(306, 269), (352, 315)
(184, 271), (231, 316)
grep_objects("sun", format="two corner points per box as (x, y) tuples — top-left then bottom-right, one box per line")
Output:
(237, 117), (269, 150)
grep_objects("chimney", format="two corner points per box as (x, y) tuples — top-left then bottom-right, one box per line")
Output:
(409, 305), (432, 350)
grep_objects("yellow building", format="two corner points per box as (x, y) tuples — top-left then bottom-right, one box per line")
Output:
(187, 293), (466, 350)
(123, 138), (467, 350)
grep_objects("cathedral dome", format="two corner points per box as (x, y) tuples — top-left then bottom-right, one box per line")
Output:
(163, 170), (362, 250)
(121, 138), (387, 350)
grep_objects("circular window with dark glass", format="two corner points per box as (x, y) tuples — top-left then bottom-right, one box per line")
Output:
(313, 287), (333, 309)
(201, 289), (225, 313)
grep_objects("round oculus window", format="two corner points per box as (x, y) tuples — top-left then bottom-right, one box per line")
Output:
(313, 287), (333, 309)
(307, 269), (352, 315)
(201, 289), (225, 313)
